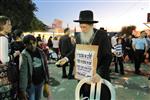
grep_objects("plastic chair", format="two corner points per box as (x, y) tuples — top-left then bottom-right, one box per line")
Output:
(75, 74), (116, 100)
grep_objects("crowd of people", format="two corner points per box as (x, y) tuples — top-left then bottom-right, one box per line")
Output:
(111, 30), (150, 75)
(0, 10), (150, 100)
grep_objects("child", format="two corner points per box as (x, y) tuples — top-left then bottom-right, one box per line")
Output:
(114, 38), (124, 75)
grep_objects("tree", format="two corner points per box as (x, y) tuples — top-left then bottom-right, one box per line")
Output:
(120, 25), (136, 36)
(30, 17), (49, 32)
(0, 0), (45, 31)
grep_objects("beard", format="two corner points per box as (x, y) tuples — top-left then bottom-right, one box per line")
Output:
(80, 29), (94, 44)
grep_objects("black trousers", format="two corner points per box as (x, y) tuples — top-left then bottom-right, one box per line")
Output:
(115, 57), (124, 74)
(134, 50), (144, 73)
(80, 83), (111, 100)
(125, 49), (134, 62)
(62, 60), (74, 77)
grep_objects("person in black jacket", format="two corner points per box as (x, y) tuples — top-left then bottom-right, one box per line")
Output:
(47, 36), (53, 49)
(59, 28), (74, 79)
(58, 10), (112, 100)
(10, 29), (25, 67)
(10, 29), (25, 99)
(19, 35), (50, 100)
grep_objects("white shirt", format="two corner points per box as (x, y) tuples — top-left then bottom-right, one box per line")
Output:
(111, 36), (117, 48)
(0, 36), (9, 63)
(52, 40), (59, 48)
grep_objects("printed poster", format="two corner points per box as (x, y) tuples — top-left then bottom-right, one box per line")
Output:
(75, 44), (98, 80)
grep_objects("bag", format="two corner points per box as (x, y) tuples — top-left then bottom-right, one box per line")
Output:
(0, 60), (18, 83)
(0, 68), (12, 99)
(43, 83), (51, 98)
(0, 62), (18, 100)
(7, 61), (18, 83)
(7, 61), (18, 99)
(43, 83), (53, 100)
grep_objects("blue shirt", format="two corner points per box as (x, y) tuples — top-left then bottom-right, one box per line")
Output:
(132, 38), (147, 50)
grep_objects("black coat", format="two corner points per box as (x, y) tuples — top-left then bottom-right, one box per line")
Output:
(76, 29), (112, 100)
(59, 35), (74, 58)
(68, 28), (112, 81)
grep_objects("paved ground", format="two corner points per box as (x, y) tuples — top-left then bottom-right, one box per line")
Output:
(42, 61), (150, 100)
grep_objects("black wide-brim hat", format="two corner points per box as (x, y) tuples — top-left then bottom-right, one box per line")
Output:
(74, 10), (98, 23)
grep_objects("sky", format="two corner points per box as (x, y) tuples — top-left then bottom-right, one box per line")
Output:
(33, 0), (150, 32)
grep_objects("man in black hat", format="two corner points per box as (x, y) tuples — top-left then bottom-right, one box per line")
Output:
(58, 10), (112, 100)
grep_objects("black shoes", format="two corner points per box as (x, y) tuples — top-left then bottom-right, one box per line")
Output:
(62, 75), (74, 79)
(134, 70), (141, 75)
(68, 75), (74, 79)
(62, 75), (68, 78)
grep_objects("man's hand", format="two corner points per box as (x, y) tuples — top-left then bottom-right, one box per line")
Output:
(126, 47), (130, 50)
(56, 57), (68, 66)
(13, 51), (20, 57)
(91, 74), (101, 83)
(19, 91), (28, 100)
(145, 52), (149, 58)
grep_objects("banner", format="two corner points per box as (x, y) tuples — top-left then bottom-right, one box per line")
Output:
(75, 44), (98, 80)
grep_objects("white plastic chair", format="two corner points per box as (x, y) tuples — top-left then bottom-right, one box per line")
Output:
(75, 74), (116, 100)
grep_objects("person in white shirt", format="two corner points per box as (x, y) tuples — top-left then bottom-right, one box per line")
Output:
(0, 15), (20, 100)
(111, 33), (118, 48)
(0, 16), (20, 64)
(52, 36), (59, 60)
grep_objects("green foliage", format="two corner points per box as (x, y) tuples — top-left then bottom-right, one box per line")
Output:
(30, 17), (49, 32)
(0, 0), (47, 31)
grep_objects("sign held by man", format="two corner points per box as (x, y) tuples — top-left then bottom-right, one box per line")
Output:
(75, 44), (98, 80)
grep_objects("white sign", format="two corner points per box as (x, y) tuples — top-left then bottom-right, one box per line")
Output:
(75, 44), (98, 80)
